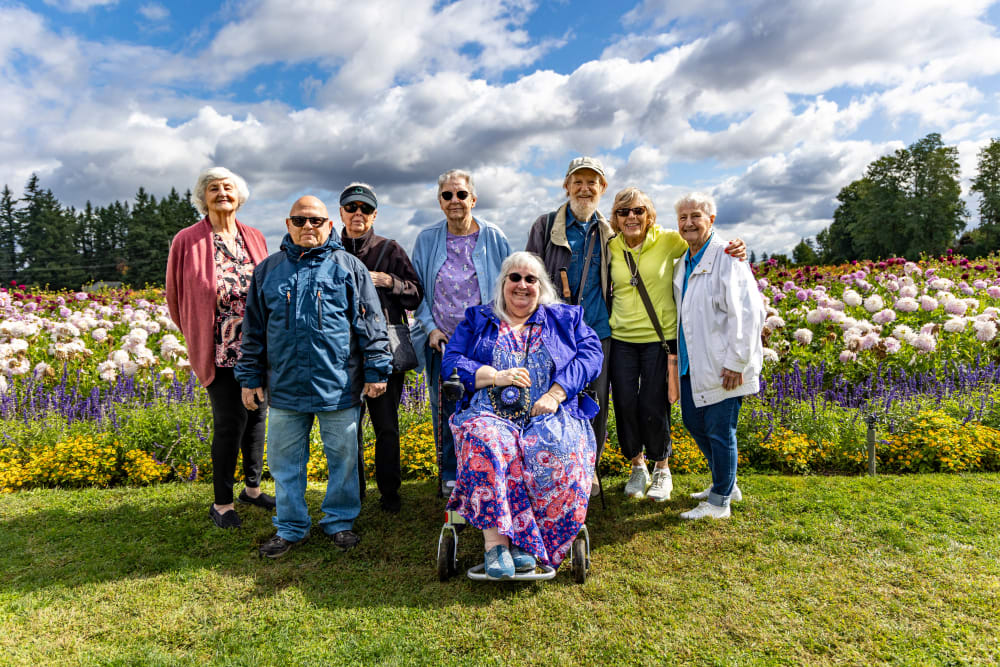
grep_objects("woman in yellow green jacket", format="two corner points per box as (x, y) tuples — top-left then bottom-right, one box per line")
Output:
(607, 187), (743, 502)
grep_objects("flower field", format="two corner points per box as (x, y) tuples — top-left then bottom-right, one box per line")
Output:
(2, 253), (1000, 493)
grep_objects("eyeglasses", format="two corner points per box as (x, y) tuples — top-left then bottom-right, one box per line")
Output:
(616, 206), (647, 218)
(440, 190), (471, 201)
(289, 216), (329, 228)
(342, 202), (375, 215)
(507, 272), (538, 285)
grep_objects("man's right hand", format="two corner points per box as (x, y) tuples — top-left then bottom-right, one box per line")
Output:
(242, 387), (265, 410)
(429, 328), (448, 352)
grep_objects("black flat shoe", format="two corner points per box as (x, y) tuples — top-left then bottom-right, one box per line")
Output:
(237, 489), (276, 511)
(379, 496), (401, 514)
(209, 504), (241, 529)
(330, 530), (360, 551)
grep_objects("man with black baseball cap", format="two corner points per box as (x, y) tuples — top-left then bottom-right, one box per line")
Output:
(339, 183), (423, 514)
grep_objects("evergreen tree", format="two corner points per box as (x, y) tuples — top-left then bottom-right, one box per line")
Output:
(17, 174), (84, 289)
(124, 187), (164, 287)
(792, 237), (819, 265)
(0, 185), (19, 284)
(94, 200), (130, 282)
(970, 138), (1000, 256)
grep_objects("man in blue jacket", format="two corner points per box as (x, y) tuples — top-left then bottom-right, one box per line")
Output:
(237, 195), (392, 558)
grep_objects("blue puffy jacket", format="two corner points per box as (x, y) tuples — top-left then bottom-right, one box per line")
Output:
(235, 233), (392, 412)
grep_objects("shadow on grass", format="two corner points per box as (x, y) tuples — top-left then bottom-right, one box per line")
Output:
(0, 475), (706, 610)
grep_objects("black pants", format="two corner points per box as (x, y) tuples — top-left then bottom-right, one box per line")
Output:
(590, 337), (612, 466)
(609, 339), (674, 463)
(357, 371), (405, 501)
(205, 366), (266, 505)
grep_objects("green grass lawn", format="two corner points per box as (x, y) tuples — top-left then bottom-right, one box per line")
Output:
(1, 474), (998, 666)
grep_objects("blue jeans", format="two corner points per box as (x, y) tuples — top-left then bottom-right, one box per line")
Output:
(267, 405), (361, 541)
(426, 347), (458, 482)
(679, 375), (741, 507)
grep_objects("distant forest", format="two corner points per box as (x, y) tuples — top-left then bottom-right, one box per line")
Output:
(0, 175), (200, 290)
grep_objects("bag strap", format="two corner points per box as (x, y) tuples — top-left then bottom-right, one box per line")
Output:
(371, 241), (393, 320)
(372, 240), (392, 274)
(574, 226), (597, 305)
(623, 249), (669, 350)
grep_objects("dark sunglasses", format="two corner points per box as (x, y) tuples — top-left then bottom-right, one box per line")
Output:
(507, 272), (538, 285)
(616, 206), (647, 218)
(343, 202), (375, 215)
(440, 190), (470, 201)
(289, 216), (329, 228)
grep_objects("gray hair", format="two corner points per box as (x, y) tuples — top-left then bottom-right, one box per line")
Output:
(193, 167), (250, 215)
(491, 251), (559, 324)
(437, 169), (476, 198)
(674, 191), (716, 218)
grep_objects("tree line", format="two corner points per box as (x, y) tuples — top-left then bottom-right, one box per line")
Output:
(790, 133), (1000, 265)
(0, 175), (200, 290)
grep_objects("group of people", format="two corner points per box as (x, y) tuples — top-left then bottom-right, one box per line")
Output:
(165, 157), (765, 577)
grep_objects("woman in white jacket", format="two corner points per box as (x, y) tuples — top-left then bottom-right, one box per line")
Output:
(672, 192), (764, 519)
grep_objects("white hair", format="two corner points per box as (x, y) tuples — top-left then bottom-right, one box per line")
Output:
(491, 251), (559, 324)
(437, 169), (476, 198)
(193, 167), (250, 215)
(674, 191), (716, 218)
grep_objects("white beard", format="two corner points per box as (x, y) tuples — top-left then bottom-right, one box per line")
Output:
(568, 198), (599, 221)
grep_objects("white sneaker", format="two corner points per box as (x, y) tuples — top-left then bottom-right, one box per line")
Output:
(690, 484), (742, 502)
(680, 501), (731, 520)
(647, 467), (673, 502)
(624, 465), (651, 498)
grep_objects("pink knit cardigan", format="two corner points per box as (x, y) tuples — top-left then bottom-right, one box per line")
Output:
(165, 217), (269, 387)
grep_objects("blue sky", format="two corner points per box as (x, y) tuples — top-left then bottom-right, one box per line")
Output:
(5, 0), (1000, 255)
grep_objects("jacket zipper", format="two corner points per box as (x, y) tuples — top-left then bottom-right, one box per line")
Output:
(285, 289), (291, 329)
(317, 289), (323, 329)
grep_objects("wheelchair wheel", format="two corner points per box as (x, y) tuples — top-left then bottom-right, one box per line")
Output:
(437, 532), (457, 581)
(571, 535), (588, 584)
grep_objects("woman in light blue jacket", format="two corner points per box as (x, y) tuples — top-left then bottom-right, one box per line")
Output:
(411, 169), (511, 493)
(672, 192), (764, 520)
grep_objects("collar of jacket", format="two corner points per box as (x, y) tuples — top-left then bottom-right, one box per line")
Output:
(340, 226), (377, 258)
(551, 203), (614, 248)
(280, 233), (343, 262)
(480, 302), (548, 327)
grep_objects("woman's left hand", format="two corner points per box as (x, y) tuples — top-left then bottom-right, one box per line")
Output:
(721, 368), (743, 391)
(530, 392), (561, 417)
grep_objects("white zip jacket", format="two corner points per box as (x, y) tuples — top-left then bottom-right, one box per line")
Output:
(672, 238), (765, 408)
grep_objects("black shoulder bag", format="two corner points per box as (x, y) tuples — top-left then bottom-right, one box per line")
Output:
(372, 241), (418, 374)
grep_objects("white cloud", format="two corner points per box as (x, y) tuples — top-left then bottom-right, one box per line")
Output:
(138, 3), (169, 21)
(42, 0), (117, 11)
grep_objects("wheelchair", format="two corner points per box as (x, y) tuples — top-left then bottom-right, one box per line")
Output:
(433, 358), (592, 583)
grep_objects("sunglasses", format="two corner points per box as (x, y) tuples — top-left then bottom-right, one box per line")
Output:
(507, 272), (538, 285)
(289, 216), (329, 228)
(343, 202), (375, 215)
(616, 206), (647, 218)
(440, 190), (471, 201)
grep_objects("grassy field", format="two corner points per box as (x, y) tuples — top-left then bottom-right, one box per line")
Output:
(1, 473), (998, 666)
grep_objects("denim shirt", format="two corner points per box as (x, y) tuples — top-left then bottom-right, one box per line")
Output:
(565, 208), (611, 339)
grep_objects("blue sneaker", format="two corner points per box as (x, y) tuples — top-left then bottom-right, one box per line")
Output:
(509, 545), (536, 572)
(484, 545), (515, 580)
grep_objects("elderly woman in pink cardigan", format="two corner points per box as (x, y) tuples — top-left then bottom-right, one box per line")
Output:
(166, 167), (274, 529)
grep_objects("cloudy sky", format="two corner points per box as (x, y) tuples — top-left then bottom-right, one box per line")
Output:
(4, 0), (1000, 255)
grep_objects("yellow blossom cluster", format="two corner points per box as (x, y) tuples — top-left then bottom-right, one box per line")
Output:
(121, 449), (171, 485)
(879, 410), (1000, 472)
(26, 436), (118, 488)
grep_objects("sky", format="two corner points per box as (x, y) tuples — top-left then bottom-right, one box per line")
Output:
(4, 0), (1000, 257)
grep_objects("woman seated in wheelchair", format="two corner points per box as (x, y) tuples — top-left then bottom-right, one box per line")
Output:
(442, 251), (603, 580)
